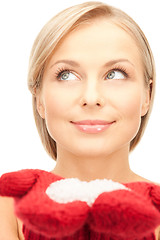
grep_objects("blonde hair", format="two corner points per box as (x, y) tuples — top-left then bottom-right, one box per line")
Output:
(28, 1), (155, 160)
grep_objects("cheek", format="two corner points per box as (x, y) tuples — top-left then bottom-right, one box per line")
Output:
(121, 94), (142, 119)
(42, 88), (73, 140)
(43, 87), (71, 117)
(110, 82), (143, 117)
(115, 87), (144, 139)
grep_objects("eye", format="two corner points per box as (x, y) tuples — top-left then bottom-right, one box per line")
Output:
(106, 70), (126, 80)
(59, 71), (78, 81)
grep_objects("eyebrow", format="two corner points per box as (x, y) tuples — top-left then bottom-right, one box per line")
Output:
(50, 60), (80, 68)
(103, 59), (135, 68)
(50, 58), (135, 68)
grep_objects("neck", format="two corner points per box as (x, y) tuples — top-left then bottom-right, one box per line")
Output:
(52, 147), (135, 183)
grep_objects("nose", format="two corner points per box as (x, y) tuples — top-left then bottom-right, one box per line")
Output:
(80, 80), (105, 108)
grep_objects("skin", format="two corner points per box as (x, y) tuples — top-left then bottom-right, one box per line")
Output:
(37, 18), (151, 182)
(0, 18), (159, 240)
(36, 20), (160, 237)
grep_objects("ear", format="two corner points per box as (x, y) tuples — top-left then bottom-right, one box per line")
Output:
(141, 80), (152, 117)
(36, 94), (45, 119)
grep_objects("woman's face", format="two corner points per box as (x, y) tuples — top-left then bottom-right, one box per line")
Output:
(37, 19), (150, 159)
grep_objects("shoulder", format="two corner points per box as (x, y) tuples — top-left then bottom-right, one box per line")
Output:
(128, 173), (160, 199)
(0, 196), (24, 240)
(155, 226), (160, 240)
(0, 196), (18, 239)
(129, 173), (156, 183)
(128, 173), (160, 187)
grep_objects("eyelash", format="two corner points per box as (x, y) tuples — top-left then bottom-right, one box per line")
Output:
(54, 66), (129, 81)
(107, 66), (129, 78)
(54, 67), (75, 80)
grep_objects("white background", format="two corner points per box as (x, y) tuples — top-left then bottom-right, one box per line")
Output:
(0, 0), (159, 182)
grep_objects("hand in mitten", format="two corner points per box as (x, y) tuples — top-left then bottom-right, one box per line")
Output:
(0, 169), (160, 239)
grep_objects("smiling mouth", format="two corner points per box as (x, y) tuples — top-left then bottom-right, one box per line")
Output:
(70, 120), (115, 134)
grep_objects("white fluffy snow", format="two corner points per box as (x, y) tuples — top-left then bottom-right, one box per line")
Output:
(46, 178), (130, 206)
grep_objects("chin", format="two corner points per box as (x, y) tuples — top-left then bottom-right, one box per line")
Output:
(70, 145), (117, 159)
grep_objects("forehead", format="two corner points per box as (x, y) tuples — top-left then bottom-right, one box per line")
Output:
(49, 19), (142, 70)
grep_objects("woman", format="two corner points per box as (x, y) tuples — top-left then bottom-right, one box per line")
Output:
(0, 1), (160, 239)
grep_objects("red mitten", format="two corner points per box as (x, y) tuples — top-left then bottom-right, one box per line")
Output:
(0, 169), (90, 238)
(90, 186), (160, 238)
(1, 169), (160, 240)
(0, 169), (38, 197)
(150, 183), (160, 211)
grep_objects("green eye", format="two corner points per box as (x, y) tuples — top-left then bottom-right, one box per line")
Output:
(61, 72), (70, 80)
(106, 70), (125, 80)
(60, 71), (77, 81)
(107, 71), (115, 79)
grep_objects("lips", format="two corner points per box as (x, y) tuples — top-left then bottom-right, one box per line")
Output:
(71, 120), (112, 125)
(71, 120), (114, 133)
